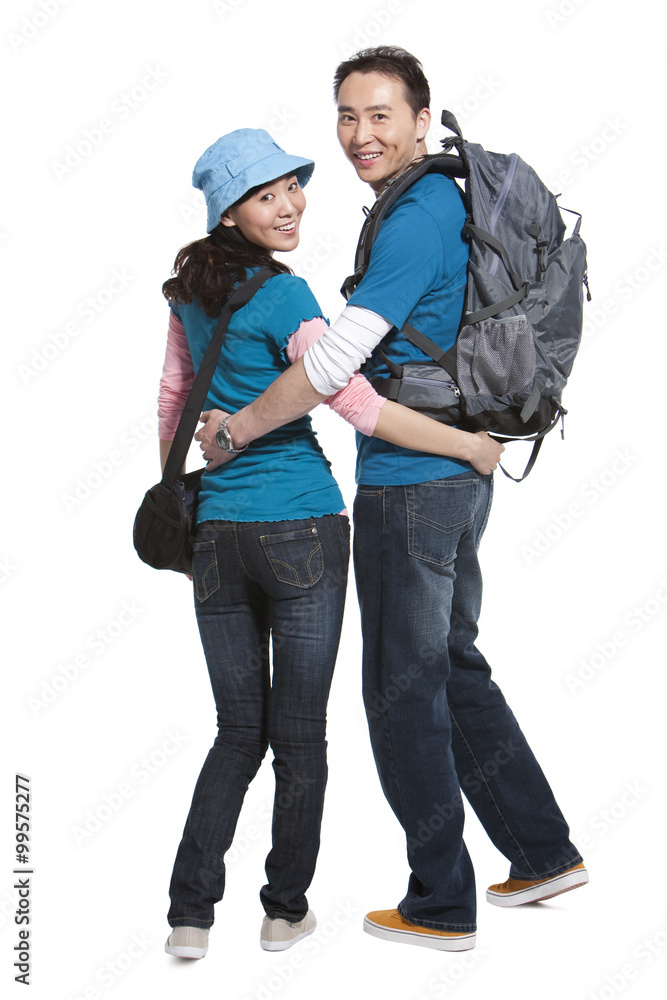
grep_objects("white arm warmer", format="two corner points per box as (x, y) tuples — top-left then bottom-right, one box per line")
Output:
(302, 305), (393, 395)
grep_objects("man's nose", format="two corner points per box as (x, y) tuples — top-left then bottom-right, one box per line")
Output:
(353, 118), (373, 146)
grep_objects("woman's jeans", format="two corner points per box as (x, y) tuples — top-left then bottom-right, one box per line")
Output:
(353, 471), (582, 932)
(168, 513), (350, 929)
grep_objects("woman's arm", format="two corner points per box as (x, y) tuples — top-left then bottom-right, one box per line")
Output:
(199, 316), (503, 475)
(372, 402), (503, 475)
(158, 311), (195, 474)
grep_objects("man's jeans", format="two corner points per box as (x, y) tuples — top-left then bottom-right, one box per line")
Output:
(168, 514), (350, 929)
(353, 471), (582, 932)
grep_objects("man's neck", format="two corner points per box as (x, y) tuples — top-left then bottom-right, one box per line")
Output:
(372, 138), (430, 197)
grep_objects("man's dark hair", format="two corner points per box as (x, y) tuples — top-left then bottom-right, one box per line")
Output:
(333, 46), (430, 117)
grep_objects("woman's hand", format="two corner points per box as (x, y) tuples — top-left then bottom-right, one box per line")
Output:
(467, 431), (505, 475)
(195, 409), (238, 471)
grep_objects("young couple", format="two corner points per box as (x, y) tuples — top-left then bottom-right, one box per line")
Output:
(158, 46), (586, 961)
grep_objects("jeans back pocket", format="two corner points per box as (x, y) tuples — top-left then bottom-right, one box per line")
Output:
(406, 479), (478, 567)
(192, 538), (220, 602)
(260, 525), (323, 589)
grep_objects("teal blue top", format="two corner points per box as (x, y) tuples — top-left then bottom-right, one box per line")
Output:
(171, 272), (344, 523)
(347, 173), (471, 486)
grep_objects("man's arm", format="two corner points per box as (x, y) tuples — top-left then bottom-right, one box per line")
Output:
(197, 305), (392, 463)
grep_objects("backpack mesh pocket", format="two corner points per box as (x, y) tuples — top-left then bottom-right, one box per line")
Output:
(456, 317), (536, 397)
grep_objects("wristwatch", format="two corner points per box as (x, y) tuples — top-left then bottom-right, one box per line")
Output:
(215, 415), (248, 454)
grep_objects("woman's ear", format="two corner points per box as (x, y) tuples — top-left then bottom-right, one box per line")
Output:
(220, 210), (237, 228)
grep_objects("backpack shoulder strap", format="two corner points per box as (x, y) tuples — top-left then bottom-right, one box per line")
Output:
(341, 152), (467, 301)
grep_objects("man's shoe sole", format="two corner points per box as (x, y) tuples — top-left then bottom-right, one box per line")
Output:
(486, 867), (589, 907)
(363, 916), (476, 952)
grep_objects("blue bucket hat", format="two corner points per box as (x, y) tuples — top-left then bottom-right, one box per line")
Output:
(193, 129), (315, 233)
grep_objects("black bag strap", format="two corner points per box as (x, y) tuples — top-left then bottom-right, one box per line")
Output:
(161, 268), (274, 488)
(498, 438), (544, 483)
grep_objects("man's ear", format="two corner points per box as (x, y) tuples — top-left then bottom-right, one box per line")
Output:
(416, 107), (431, 140)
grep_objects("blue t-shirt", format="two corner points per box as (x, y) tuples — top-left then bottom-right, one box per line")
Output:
(172, 272), (345, 523)
(348, 173), (470, 486)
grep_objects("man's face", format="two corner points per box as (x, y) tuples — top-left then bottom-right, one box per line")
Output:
(336, 71), (430, 195)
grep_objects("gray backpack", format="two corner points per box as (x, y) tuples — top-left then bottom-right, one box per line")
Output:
(342, 110), (590, 480)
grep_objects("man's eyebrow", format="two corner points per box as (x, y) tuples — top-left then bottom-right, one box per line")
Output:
(337, 103), (393, 113)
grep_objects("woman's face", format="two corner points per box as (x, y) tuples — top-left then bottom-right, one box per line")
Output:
(221, 174), (306, 252)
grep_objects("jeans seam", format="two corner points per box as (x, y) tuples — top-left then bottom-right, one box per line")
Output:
(169, 917), (213, 929)
(449, 710), (537, 877)
(378, 489), (408, 829)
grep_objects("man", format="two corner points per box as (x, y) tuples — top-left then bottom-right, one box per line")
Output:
(197, 46), (587, 951)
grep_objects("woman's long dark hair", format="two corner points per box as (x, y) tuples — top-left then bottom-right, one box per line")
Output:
(162, 206), (292, 317)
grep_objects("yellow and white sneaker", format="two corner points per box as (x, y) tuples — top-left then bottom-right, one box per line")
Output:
(487, 862), (589, 907)
(363, 908), (476, 951)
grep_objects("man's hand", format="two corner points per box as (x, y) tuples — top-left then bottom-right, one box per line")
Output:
(468, 431), (505, 476)
(195, 409), (238, 471)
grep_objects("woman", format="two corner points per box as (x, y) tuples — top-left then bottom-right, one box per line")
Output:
(159, 129), (502, 960)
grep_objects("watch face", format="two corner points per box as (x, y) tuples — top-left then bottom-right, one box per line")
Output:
(216, 423), (232, 451)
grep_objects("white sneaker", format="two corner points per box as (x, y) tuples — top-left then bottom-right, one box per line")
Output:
(260, 910), (316, 951)
(165, 925), (209, 958)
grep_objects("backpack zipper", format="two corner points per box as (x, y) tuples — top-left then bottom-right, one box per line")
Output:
(487, 153), (519, 278)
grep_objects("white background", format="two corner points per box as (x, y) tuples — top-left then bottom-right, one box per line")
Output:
(2, 1), (666, 998)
